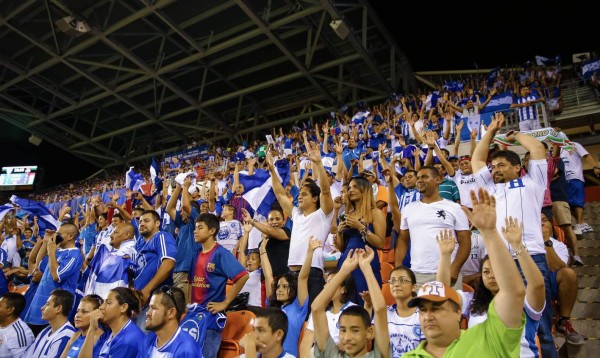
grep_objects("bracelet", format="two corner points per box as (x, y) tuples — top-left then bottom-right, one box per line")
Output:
(513, 244), (525, 256)
(360, 227), (369, 242)
(251, 219), (256, 226)
(260, 252), (267, 255)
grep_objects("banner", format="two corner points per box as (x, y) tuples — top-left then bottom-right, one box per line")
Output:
(493, 127), (574, 151)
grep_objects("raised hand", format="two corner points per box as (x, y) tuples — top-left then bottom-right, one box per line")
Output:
(436, 229), (456, 255)
(462, 188), (497, 232)
(307, 142), (322, 163)
(470, 128), (479, 140)
(242, 221), (253, 234)
(308, 237), (322, 252)
(241, 208), (253, 222)
(340, 249), (359, 272)
(357, 247), (375, 270)
(501, 216), (524, 246)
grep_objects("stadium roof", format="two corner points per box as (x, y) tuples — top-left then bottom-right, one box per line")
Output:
(0, 0), (415, 169)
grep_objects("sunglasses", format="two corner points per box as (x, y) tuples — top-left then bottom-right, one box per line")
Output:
(160, 286), (182, 315)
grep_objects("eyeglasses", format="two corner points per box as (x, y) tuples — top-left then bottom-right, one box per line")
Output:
(389, 277), (412, 285)
(160, 286), (182, 315)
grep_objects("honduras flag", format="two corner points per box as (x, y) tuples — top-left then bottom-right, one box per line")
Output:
(9, 196), (60, 234)
(425, 91), (439, 111)
(84, 245), (135, 299)
(0, 204), (13, 222)
(582, 58), (600, 79)
(240, 159), (290, 217)
(481, 91), (513, 114)
(126, 167), (143, 192)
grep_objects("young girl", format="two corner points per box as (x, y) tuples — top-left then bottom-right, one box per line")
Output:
(238, 220), (264, 311)
(80, 287), (145, 357)
(60, 294), (104, 358)
(262, 236), (316, 357)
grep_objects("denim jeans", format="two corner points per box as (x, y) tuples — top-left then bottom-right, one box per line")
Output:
(515, 254), (558, 358)
(203, 329), (222, 358)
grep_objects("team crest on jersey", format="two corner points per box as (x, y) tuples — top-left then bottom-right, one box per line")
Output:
(181, 317), (201, 342)
(207, 262), (215, 272)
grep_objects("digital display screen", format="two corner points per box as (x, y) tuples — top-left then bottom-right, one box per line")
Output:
(0, 166), (38, 188)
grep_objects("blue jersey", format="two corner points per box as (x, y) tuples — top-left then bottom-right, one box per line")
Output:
(80, 223), (98, 254)
(142, 327), (200, 358)
(134, 231), (177, 291)
(64, 334), (85, 358)
(24, 248), (83, 325)
(96, 320), (144, 358)
(282, 297), (308, 357)
(0, 248), (7, 297)
(174, 208), (201, 273)
(180, 303), (226, 353)
(25, 321), (76, 358)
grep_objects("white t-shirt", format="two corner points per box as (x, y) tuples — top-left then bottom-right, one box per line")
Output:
(400, 199), (470, 273)
(560, 142), (589, 182)
(550, 238), (569, 265)
(475, 159), (548, 256)
(460, 231), (487, 277)
(0, 236), (20, 268)
(95, 226), (115, 249)
(288, 207), (333, 269)
(247, 214), (266, 250)
(330, 180), (343, 201)
(113, 239), (137, 258)
(449, 170), (477, 208)
(386, 306), (424, 357)
(0, 318), (35, 358)
(216, 220), (243, 253)
(306, 302), (357, 344)
(240, 269), (263, 307)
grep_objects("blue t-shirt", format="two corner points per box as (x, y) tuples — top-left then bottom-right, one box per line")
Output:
(180, 303), (227, 351)
(65, 334), (85, 358)
(96, 320), (144, 358)
(281, 296), (308, 358)
(160, 210), (177, 238)
(24, 248), (83, 325)
(80, 223), (98, 254)
(174, 208), (201, 273)
(0, 248), (7, 297)
(284, 136), (294, 149)
(142, 327), (200, 358)
(134, 231), (177, 290)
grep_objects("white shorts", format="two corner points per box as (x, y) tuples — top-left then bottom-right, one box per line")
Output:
(284, 148), (293, 156)
(519, 119), (541, 131)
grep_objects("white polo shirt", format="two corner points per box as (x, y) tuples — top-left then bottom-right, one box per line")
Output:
(475, 159), (548, 255)
(400, 199), (470, 273)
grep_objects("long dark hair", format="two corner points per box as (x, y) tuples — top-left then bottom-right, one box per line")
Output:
(470, 255), (494, 315)
(269, 272), (298, 308)
(326, 270), (356, 308)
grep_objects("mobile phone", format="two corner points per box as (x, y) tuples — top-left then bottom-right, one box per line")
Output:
(55, 233), (64, 245)
(339, 213), (346, 222)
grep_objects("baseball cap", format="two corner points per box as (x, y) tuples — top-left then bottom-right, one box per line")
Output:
(408, 281), (462, 308)
(448, 155), (458, 161)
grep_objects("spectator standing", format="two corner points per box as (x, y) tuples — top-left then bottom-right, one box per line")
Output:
(510, 85), (546, 131)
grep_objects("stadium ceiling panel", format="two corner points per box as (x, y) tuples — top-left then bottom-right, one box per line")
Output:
(0, 0), (415, 168)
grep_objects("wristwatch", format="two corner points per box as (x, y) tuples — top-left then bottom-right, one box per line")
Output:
(544, 240), (553, 247)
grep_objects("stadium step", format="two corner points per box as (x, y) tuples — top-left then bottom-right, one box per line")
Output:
(557, 202), (600, 357)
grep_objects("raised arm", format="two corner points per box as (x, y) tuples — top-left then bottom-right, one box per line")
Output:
(307, 138), (333, 215)
(260, 239), (274, 298)
(266, 152), (293, 218)
(472, 112), (505, 173)
(297, 238), (320, 305)
(462, 189), (525, 328)
(181, 177), (192, 216)
(241, 208), (289, 241)
(505, 130), (546, 161)
(358, 247), (390, 358)
(166, 184), (182, 221)
(502, 217), (545, 311)
(435, 229), (456, 285)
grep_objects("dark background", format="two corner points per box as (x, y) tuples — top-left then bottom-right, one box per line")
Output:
(0, 0), (595, 188)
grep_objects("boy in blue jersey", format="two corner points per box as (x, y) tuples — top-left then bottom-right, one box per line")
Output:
(24, 223), (83, 334)
(190, 213), (249, 358)
(143, 286), (200, 357)
(239, 308), (295, 358)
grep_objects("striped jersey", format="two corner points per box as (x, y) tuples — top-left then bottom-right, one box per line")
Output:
(515, 95), (539, 121)
(25, 321), (76, 358)
(0, 318), (34, 358)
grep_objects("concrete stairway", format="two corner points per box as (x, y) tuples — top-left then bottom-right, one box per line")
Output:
(556, 201), (600, 357)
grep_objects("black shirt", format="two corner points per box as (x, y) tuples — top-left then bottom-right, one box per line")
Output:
(264, 227), (291, 277)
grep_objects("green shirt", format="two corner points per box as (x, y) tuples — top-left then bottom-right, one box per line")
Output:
(404, 300), (525, 358)
(438, 178), (460, 202)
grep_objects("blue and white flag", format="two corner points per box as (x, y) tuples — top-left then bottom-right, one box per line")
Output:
(84, 245), (135, 299)
(487, 67), (499, 85)
(425, 91), (439, 111)
(241, 159), (290, 217)
(481, 91), (513, 114)
(458, 112), (494, 141)
(0, 204), (13, 222)
(582, 58), (600, 79)
(150, 158), (163, 193)
(9, 196), (61, 233)
(443, 81), (464, 93)
(536, 55), (561, 66)
(125, 167), (143, 192)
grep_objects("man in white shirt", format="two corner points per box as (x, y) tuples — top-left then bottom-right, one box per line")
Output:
(25, 290), (76, 358)
(0, 293), (34, 358)
(270, 138), (334, 308)
(560, 141), (600, 234)
(396, 166), (471, 288)
(471, 112), (556, 358)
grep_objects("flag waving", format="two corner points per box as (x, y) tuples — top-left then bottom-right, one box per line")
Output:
(9, 196), (60, 233)
(126, 167), (143, 192)
(240, 159), (290, 217)
(0, 204), (14, 222)
(150, 158), (163, 193)
(84, 245), (136, 299)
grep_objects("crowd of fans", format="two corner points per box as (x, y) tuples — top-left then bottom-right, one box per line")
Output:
(1, 58), (600, 358)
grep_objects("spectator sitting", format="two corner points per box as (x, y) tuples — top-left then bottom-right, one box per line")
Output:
(143, 286), (200, 357)
(25, 289), (76, 358)
(0, 292), (35, 357)
(60, 294), (104, 358)
(239, 308), (296, 358)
